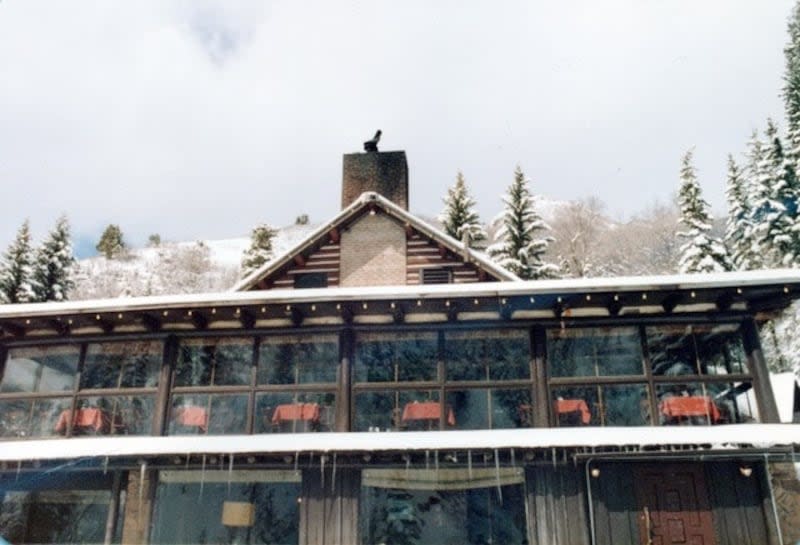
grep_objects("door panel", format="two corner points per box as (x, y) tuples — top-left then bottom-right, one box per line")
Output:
(634, 464), (715, 545)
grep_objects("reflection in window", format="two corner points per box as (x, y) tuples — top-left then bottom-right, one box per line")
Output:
(355, 332), (438, 383)
(360, 466), (527, 545)
(647, 324), (748, 376)
(446, 389), (532, 430)
(655, 382), (757, 425)
(81, 341), (162, 389)
(0, 345), (80, 393)
(68, 395), (156, 436)
(551, 385), (650, 427)
(354, 390), (442, 431)
(255, 392), (335, 433)
(0, 397), (72, 438)
(445, 330), (530, 381)
(151, 470), (300, 545)
(175, 338), (254, 387)
(169, 394), (248, 435)
(258, 335), (338, 385)
(547, 327), (643, 377)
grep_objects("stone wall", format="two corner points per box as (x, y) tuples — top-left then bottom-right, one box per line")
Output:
(340, 213), (406, 287)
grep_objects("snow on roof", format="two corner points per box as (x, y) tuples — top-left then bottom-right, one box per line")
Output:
(232, 191), (519, 291)
(1, 268), (799, 320)
(0, 425), (798, 462)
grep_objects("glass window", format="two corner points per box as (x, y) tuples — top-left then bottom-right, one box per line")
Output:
(552, 385), (651, 427)
(72, 395), (156, 436)
(360, 466), (528, 545)
(445, 329), (530, 381)
(647, 324), (748, 376)
(655, 381), (757, 425)
(258, 335), (338, 385)
(254, 392), (336, 433)
(151, 470), (300, 545)
(0, 397), (73, 438)
(446, 389), (532, 429)
(81, 340), (162, 389)
(169, 394), (249, 435)
(1, 345), (80, 393)
(548, 327), (643, 377)
(353, 390), (441, 432)
(175, 337), (254, 387)
(355, 332), (438, 383)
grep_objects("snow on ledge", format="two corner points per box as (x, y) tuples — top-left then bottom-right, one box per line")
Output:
(2, 425), (800, 462)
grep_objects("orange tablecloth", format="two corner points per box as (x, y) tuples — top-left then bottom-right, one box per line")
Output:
(174, 406), (208, 432)
(54, 408), (108, 433)
(659, 396), (721, 423)
(401, 401), (456, 426)
(272, 403), (320, 424)
(554, 399), (592, 425)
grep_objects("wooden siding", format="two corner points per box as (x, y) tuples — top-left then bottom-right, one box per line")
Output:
(406, 233), (490, 285)
(527, 465), (590, 545)
(269, 243), (341, 289)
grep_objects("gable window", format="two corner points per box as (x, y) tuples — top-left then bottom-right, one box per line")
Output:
(421, 268), (452, 284)
(293, 272), (328, 289)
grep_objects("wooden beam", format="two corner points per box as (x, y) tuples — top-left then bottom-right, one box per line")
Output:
(437, 244), (448, 258)
(238, 309), (256, 329)
(340, 304), (354, 325)
(328, 228), (340, 244)
(293, 254), (306, 268)
(404, 224), (414, 239)
(607, 298), (622, 316)
(287, 307), (304, 327)
(499, 303), (513, 321)
(48, 319), (70, 336)
(190, 311), (208, 330)
(140, 314), (162, 332)
(661, 292), (681, 314)
(392, 304), (405, 324)
(715, 292), (734, 312)
(0, 322), (25, 337)
(446, 303), (460, 323)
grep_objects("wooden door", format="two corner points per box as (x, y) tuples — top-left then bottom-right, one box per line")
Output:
(633, 463), (716, 545)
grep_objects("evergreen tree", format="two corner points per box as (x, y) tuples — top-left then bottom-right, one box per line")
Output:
(0, 220), (36, 304)
(241, 223), (277, 276)
(751, 120), (800, 267)
(676, 149), (732, 273)
(488, 166), (559, 279)
(438, 171), (487, 248)
(31, 216), (75, 302)
(96, 224), (126, 259)
(784, 1), (800, 167)
(724, 155), (758, 270)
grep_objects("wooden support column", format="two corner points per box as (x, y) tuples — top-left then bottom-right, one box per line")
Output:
(299, 467), (361, 545)
(336, 329), (354, 432)
(531, 326), (550, 428)
(153, 336), (177, 436)
(120, 466), (157, 545)
(742, 318), (780, 423)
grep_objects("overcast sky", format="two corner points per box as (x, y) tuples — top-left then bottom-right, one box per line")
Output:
(0, 1), (794, 257)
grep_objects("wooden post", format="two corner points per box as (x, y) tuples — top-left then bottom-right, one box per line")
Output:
(742, 318), (780, 423)
(120, 466), (157, 545)
(153, 336), (177, 436)
(531, 326), (550, 427)
(336, 329), (354, 432)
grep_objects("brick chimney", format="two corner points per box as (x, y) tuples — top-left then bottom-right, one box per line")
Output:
(342, 151), (409, 210)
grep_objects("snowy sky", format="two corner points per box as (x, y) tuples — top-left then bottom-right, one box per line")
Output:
(0, 1), (793, 257)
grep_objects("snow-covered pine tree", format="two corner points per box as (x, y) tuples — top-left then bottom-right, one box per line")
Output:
(676, 149), (732, 274)
(0, 220), (36, 304)
(32, 215), (75, 302)
(784, 1), (800, 168)
(724, 155), (758, 270)
(488, 166), (559, 280)
(438, 171), (487, 248)
(241, 223), (277, 277)
(96, 224), (126, 259)
(751, 119), (800, 267)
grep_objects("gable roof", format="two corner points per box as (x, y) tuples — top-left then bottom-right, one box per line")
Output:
(232, 191), (519, 291)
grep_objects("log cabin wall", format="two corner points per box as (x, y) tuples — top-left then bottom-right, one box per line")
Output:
(526, 465), (590, 545)
(269, 241), (341, 289)
(406, 231), (488, 284)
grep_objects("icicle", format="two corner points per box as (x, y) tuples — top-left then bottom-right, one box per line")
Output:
(467, 450), (473, 480)
(138, 460), (147, 516)
(494, 449), (502, 504)
(552, 448), (557, 468)
(200, 455), (206, 499)
(331, 453), (337, 493)
(434, 450), (439, 473)
(294, 451), (300, 474)
(510, 448), (516, 468)
(320, 455), (326, 491)
(404, 453), (411, 480)
(102, 456), (109, 475)
(227, 454), (234, 496)
(185, 453), (190, 470)
(425, 450), (430, 470)
(15, 461), (21, 481)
